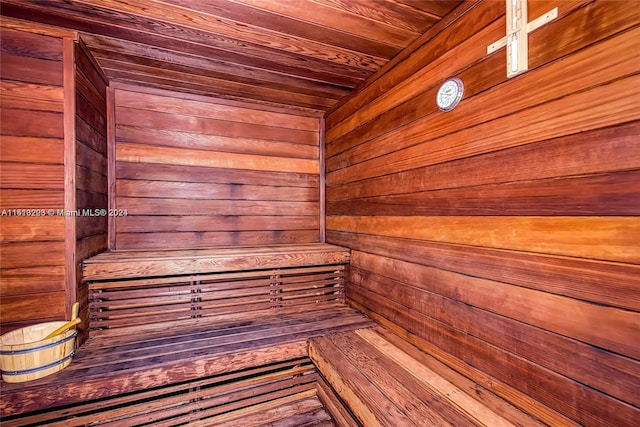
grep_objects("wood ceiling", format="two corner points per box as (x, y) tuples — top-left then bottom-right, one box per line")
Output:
(1, 0), (460, 113)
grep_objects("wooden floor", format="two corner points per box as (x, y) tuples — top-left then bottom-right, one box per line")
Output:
(0, 303), (373, 421)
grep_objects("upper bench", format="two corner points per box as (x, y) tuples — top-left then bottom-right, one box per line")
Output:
(83, 243), (351, 280)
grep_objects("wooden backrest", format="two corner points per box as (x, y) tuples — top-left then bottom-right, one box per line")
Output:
(88, 265), (346, 335)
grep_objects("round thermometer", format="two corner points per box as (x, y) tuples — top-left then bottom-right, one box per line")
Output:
(436, 77), (464, 112)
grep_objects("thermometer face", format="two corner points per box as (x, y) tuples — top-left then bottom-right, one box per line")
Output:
(437, 78), (464, 112)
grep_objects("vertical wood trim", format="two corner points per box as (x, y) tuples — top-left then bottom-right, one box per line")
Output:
(63, 38), (76, 318)
(320, 117), (326, 243)
(107, 86), (117, 250)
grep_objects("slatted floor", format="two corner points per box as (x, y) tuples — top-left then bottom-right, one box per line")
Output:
(1, 304), (374, 422)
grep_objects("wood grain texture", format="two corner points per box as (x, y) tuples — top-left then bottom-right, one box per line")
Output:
(116, 106), (318, 145)
(328, 216), (640, 263)
(0, 80), (64, 112)
(0, 0), (458, 111)
(113, 87), (322, 249)
(0, 24), (67, 331)
(327, 122), (640, 201)
(0, 304), (373, 417)
(347, 284), (638, 427)
(327, 231), (640, 313)
(309, 327), (543, 427)
(327, 75), (640, 186)
(325, 2), (640, 426)
(115, 89), (320, 131)
(64, 36), (77, 320)
(87, 264), (347, 332)
(82, 243), (350, 280)
(116, 162), (319, 187)
(0, 266), (65, 296)
(116, 215), (318, 233)
(74, 39), (109, 342)
(349, 252), (640, 394)
(327, 18), (639, 163)
(328, 171), (640, 216)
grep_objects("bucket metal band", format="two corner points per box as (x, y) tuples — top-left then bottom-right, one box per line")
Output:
(0, 330), (77, 355)
(1, 351), (75, 376)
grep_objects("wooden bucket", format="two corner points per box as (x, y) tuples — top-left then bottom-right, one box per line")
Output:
(0, 322), (77, 383)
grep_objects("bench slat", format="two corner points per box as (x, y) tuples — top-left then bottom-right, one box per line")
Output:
(88, 264), (346, 334)
(2, 359), (322, 427)
(83, 243), (350, 280)
(1, 305), (373, 416)
(310, 327), (548, 427)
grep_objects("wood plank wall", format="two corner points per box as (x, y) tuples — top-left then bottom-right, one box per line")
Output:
(112, 86), (322, 249)
(74, 39), (108, 342)
(325, 2), (640, 426)
(0, 21), (69, 332)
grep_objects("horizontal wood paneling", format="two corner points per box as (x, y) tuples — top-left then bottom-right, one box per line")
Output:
(1, 216), (65, 243)
(115, 163), (319, 187)
(113, 86), (322, 250)
(116, 198), (318, 217)
(327, 122), (640, 201)
(116, 126), (318, 159)
(326, 2), (640, 426)
(0, 80), (64, 112)
(0, 23), (67, 331)
(0, 266), (65, 296)
(0, 241), (65, 269)
(328, 216), (639, 263)
(116, 216), (318, 233)
(116, 180), (318, 201)
(327, 231), (640, 313)
(115, 90), (320, 132)
(327, 171), (640, 216)
(116, 143), (318, 174)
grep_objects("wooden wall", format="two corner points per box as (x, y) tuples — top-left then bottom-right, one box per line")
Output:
(0, 21), (107, 335)
(112, 86), (322, 250)
(0, 21), (70, 332)
(325, 2), (640, 426)
(74, 39), (108, 340)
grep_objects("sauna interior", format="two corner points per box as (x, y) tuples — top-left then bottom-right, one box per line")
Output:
(0, 0), (638, 425)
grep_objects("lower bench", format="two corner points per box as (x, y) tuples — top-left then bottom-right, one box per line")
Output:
(2, 358), (328, 427)
(310, 327), (548, 427)
(0, 304), (373, 425)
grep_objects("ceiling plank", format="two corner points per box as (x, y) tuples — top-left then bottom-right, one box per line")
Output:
(391, 0), (461, 18)
(82, 34), (351, 97)
(92, 49), (348, 101)
(230, 0), (417, 47)
(105, 67), (334, 111)
(162, 0), (398, 59)
(80, 0), (390, 69)
(311, 0), (439, 33)
(99, 58), (337, 109)
(1, 0), (371, 84)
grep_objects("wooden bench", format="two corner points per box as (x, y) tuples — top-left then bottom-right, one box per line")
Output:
(1, 244), (375, 425)
(310, 327), (548, 427)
